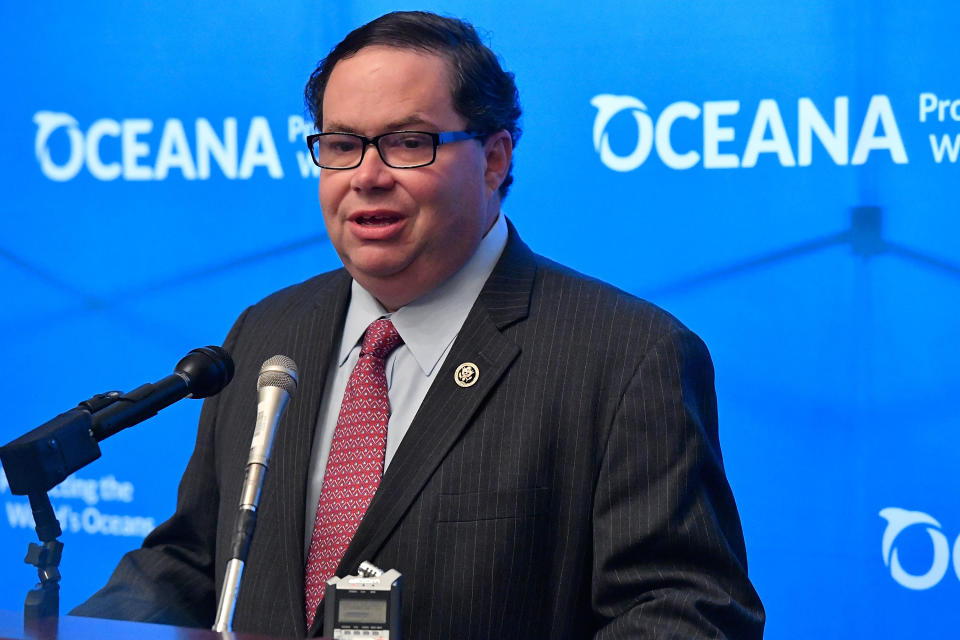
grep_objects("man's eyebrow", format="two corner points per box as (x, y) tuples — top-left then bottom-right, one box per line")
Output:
(322, 121), (360, 134)
(323, 114), (441, 134)
(384, 114), (438, 130)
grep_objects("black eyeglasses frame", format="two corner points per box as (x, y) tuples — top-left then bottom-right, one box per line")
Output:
(305, 130), (484, 170)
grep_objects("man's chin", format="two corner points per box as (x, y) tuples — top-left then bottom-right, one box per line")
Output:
(347, 259), (452, 311)
(345, 257), (412, 283)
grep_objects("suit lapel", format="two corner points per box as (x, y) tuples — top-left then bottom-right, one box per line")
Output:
(334, 224), (537, 580)
(262, 271), (352, 635)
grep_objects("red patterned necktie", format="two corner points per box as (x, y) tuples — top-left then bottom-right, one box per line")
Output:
(304, 318), (403, 627)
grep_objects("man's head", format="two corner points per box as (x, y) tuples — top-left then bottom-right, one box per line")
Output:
(305, 11), (522, 198)
(304, 12), (521, 311)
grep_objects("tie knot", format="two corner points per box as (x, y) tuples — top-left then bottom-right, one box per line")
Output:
(360, 318), (403, 360)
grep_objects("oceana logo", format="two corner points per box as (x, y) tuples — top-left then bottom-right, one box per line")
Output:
(880, 507), (960, 590)
(33, 111), (284, 182)
(591, 94), (908, 172)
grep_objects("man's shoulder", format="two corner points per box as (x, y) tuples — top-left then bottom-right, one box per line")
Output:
(495, 223), (693, 342)
(529, 252), (693, 340)
(246, 268), (350, 313)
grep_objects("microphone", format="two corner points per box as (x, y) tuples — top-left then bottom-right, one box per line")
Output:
(90, 346), (235, 441)
(0, 346), (235, 498)
(213, 355), (298, 633)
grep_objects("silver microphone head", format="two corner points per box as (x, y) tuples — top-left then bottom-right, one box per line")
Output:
(257, 355), (298, 394)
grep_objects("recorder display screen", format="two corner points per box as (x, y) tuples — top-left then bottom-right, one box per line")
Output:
(338, 599), (387, 624)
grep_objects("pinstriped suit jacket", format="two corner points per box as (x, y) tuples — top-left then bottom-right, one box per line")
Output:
(72, 224), (764, 638)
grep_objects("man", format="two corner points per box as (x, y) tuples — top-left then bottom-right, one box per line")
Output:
(73, 11), (764, 638)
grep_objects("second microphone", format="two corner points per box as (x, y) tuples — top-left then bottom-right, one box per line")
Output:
(213, 355), (298, 632)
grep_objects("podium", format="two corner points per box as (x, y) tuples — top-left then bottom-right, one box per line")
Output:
(0, 610), (314, 640)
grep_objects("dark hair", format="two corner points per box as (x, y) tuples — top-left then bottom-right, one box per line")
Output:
(304, 11), (522, 198)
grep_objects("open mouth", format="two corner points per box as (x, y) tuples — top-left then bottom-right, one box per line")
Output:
(354, 214), (402, 226)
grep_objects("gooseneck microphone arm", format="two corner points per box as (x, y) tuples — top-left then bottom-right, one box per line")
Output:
(213, 355), (298, 633)
(0, 346), (235, 623)
(88, 373), (194, 442)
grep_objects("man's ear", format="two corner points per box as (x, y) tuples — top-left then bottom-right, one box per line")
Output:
(482, 130), (513, 197)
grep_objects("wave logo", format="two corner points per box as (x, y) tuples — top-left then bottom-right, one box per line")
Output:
(591, 94), (908, 172)
(590, 95), (654, 172)
(880, 507), (960, 590)
(34, 112), (86, 181)
(32, 111), (283, 182)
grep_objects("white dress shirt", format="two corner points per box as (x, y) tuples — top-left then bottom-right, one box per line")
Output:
(303, 213), (508, 551)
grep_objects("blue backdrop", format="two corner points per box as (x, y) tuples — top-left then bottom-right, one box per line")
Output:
(2, 2), (959, 637)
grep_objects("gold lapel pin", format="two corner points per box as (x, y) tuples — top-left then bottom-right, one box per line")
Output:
(454, 362), (479, 388)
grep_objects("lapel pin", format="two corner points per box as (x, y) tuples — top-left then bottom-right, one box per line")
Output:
(454, 362), (479, 388)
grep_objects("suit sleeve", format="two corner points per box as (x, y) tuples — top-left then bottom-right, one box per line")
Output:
(69, 308), (251, 628)
(591, 327), (765, 639)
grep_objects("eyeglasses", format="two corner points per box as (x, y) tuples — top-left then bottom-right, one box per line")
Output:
(306, 130), (483, 170)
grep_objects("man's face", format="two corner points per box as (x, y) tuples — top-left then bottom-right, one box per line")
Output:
(319, 46), (510, 311)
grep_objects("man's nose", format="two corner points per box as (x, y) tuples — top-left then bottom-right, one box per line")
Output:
(350, 142), (395, 190)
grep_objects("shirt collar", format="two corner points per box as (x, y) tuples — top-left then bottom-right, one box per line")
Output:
(339, 212), (509, 375)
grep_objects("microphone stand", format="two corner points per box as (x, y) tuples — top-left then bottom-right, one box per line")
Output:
(23, 492), (64, 623)
(0, 346), (234, 626)
(4, 391), (121, 624)
(3, 391), (120, 627)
